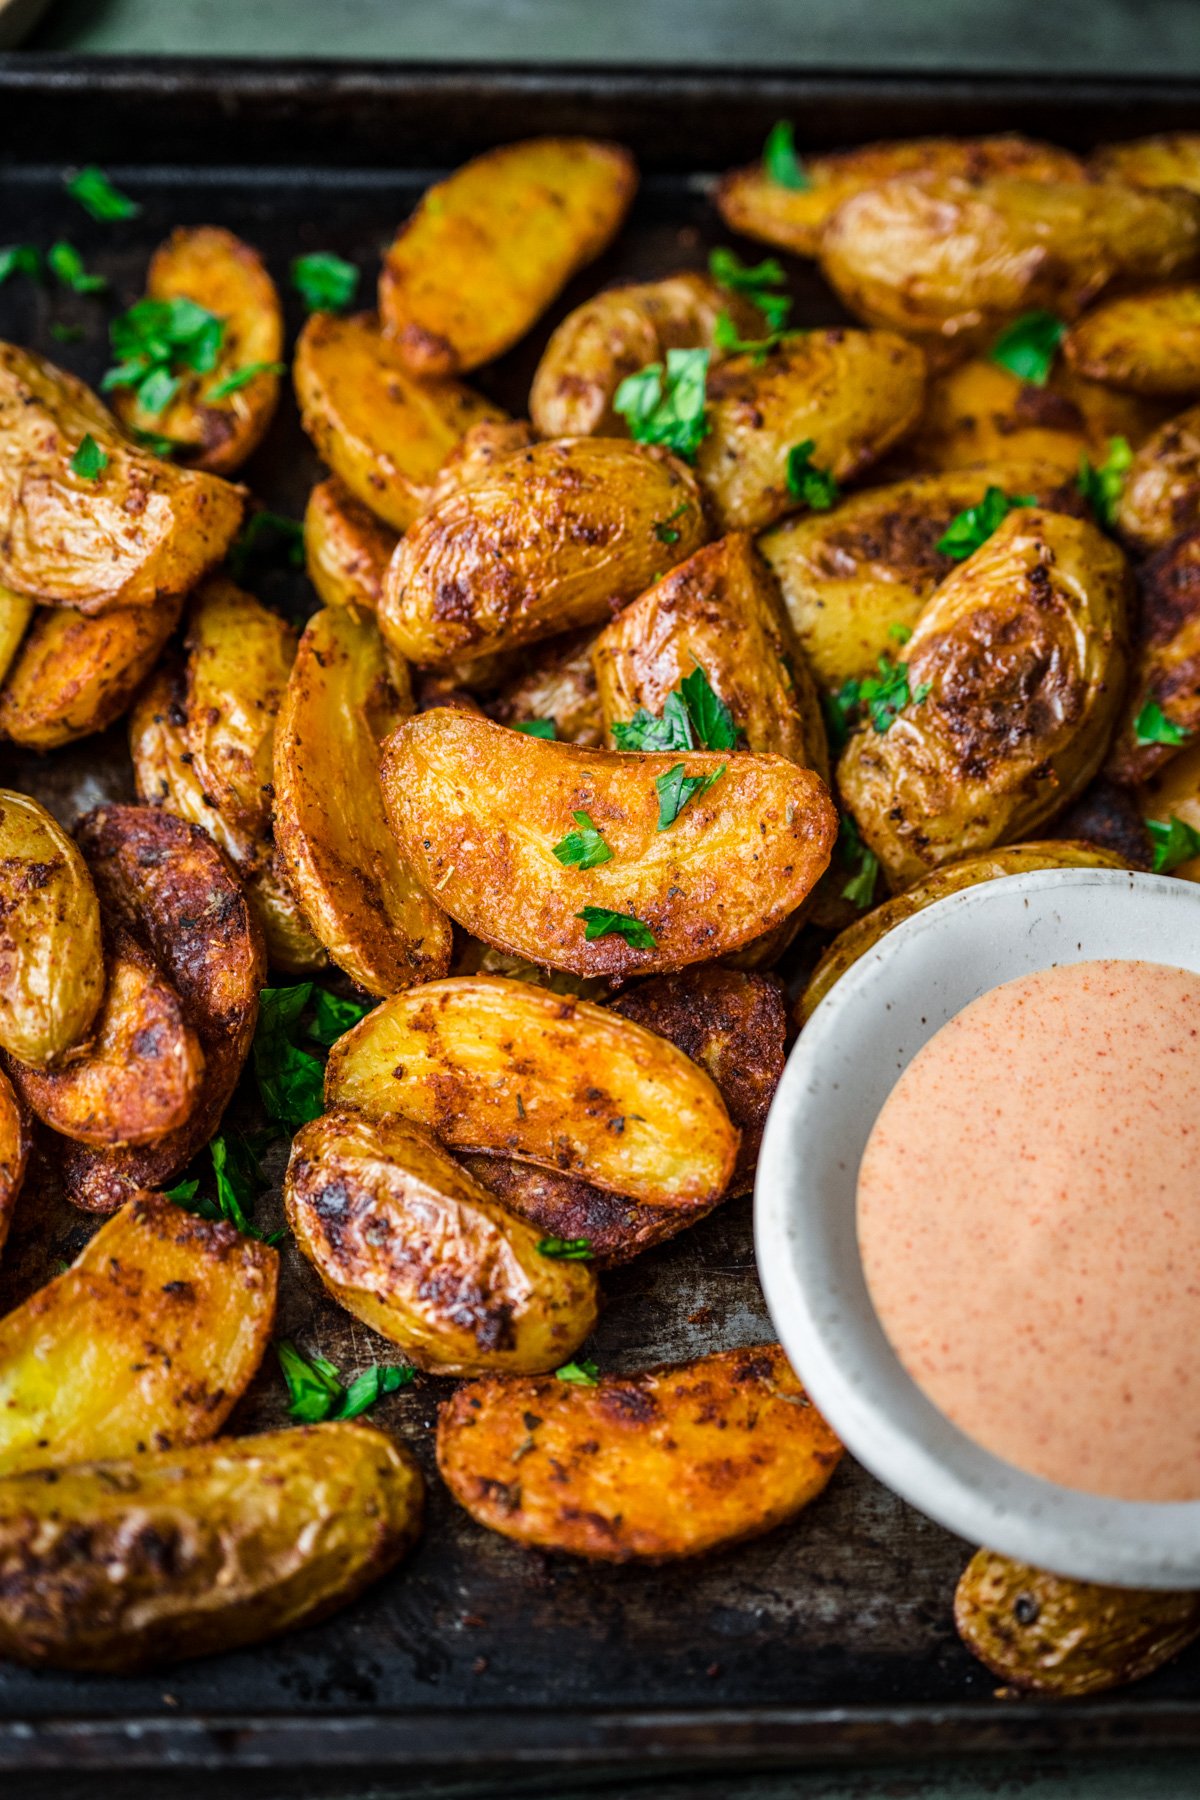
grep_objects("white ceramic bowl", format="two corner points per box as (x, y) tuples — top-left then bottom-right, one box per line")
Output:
(755, 867), (1200, 1588)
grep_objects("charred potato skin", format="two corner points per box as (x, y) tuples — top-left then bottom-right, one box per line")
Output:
(0, 1423), (422, 1673)
(1107, 527), (1200, 784)
(1118, 401), (1200, 552)
(304, 475), (398, 614)
(463, 1154), (711, 1268)
(0, 791), (104, 1067)
(185, 577), (297, 843)
(0, 597), (183, 750)
(437, 1344), (843, 1563)
(1063, 285), (1200, 397)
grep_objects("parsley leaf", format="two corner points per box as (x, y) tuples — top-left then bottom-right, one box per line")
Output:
(576, 907), (656, 948)
(308, 989), (373, 1047)
(47, 241), (106, 295)
(164, 1176), (200, 1206)
(70, 434), (107, 480)
(936, 486), (1037, 560)
(712, 310), (794, 363)
(0, 245), (41, 286)
(103, 296), (225, 416)
(786, 439), (839, 511)
(537, 1236), (594, 1261)
(612, 664), (738, 755)
(857, 656), (928, 735)
(653, 502), (690, 546)
(128, 425), (180, 457)
(678, 664), (739, 750)
(555, 1359), (600, 1385)
(1078, 436), (1134, 528)
(655, 761), (726, 830)
(553, 810), (613, 870)
(762, 121), (810, 190)
(708, 246), (793, 333)
(838, 815), (879, 911)
(253, 983), (326, 1128)
(50, 321), (85, 344)
(1134, 699), (1191, 748)
(65, 165), (140, 222)
(989, 310), (1065, 386)
(228, 509), (305, 582)
(1146, 814), (1200, 874)
(167, 1134), (280, 1243)
(888, 622), (913, 645)
(277, 1341), (415, 1424)
(822, 678), (862, 753)
(512, 717), (556, 739)
(291, 252), (360, 314)
(614, 347), (710, 461)
(207, 360), (286, 400)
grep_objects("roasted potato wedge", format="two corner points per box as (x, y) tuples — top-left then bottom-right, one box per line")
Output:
(246, 850), (332, 976)
(1107, 527), (1200, 784)
(109, 226), (283, 476)
(696, 332), (926, 534)
(0, 343), (243, 612)
(324, 974), (739, 1210)
(489, 629), (603, 746)
(304, 475), (398, 615)
(0, 595), (182, 750)
(437, 1343), (843, 1562)
(462, 1155), (713, 1267)
(0, 790), (104, 1067)
(286, 1108), (598, 1374)
(450, 937), (610, 1000)
(594, 533), (829, 781)
(274, 604), (453, 995)
(1064, 286), (1200, 397)
(1118, 401), (1200, 552)
(0, 1422), (421, 1673)
(62, 806), (265, 1212)
(1141, 740), (1200, 882)
(0, 1070), (29, 1264)
(0, 587), (33, 689)
(378, 437), (708, 667)
(0, 1193), (276, 1478)
(426, 420), (541, 508)
(955, 1549), (1200, 1697)
(1052, 776), (1153, 870)
(1090, 133), (1200, 195)
(185, 577), (297, 842)
(380, 711), (837, 976)
(838, 508), (1130, 887)
(379, 136), (637, 376)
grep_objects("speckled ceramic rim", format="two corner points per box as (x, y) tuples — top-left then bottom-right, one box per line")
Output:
(755, 867), (1200, 1589)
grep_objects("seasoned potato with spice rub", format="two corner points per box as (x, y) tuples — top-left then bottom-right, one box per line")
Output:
(1118, 401), (1200, 552)
(463, 1156), (710, 1267)
(696, 331), (926, 534)
(324, 975), (739, 1210)
(1064, 286), (1200, 398)
(838, 508), (1130, 887)
(0, 343), (243, 612)
(304, 476), (397, 614)
(0, 1422), (421, 1673)
(0, 588), (33, 690)
(380, 711), (836, 977)
(0, 1070), (29, 1263)
(1107, 528), (1200, 785)
(378, 438), (708, 668)
(294, 311), (506, 533)
(1140, 739), (1200, 882)
(185, 577), (297, 842)
(274, 605), (453, 996)
(0, 596), (182, 750)
(1090, 133), (1200, 195)
(955, 1549), (1200, 1697)
(0, 1194), (276, 1478)
(437, 1343), (843, 1562)
(490, 630), (603, 746)
(426, 420), (541, 508)
(0, 790), (104, 1067)
(379, 136), (637, 376)
(286, 1109), (598, 1374)
(109, 226), (283, 476)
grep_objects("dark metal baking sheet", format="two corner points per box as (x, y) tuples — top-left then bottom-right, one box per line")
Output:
(0, 59), (1198, 1784)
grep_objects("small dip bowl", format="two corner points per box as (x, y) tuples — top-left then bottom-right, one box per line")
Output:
(755, 867), (1200, 1588)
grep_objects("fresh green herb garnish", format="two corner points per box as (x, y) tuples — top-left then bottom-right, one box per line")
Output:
(164, 1177), (200, 1205)
(65, 165), (140, 222)
(207, 359), (287, 400)
(291, 252), (360, 314)
(47, 241), (106, 295)
(555, 1359), (600, 1385)
(612, 663), (738, 755)
(553, 810), (613, 870)
(308, 988), (373, 1047)
(712, 310), (794, 363)
(167, 1134), (281, 1243)
(227, 509), (305, 582)
(888, 622), (913, 645)
(103, 296), (225, 416)
(655, 761), (726, 830)
(830, 657), (930, 740)
(1134, 699), (1190, 748)
(0, 245), (41, 286)
(936, 486), (1036, 560)
(277, 1340), (415, 1424)
(50, 321), (85, 344)
(613, 347), (710, 461)
(537, 1237), (594, 1261)
(512, 717), (557, 739)
(822, 679), (863, 753)
(69, 434), (107, 480)
(989, 310), (1065, 386)
(1078, 436), (1133, 528)
(253, 984), (327, 1128)
(708, 246), (792, 333)
(786, 439), (839, 511)
(128, 425), (180, 457)
(652, 502), (690, 546)
(576, 907), (656, 948)
(762, 120), (810, 190)
(1146, 815), (1200, 874)
(838, 815), (879, 911)
(677, 664), (739, 750)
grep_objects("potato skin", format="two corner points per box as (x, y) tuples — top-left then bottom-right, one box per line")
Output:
(955, 1549), (1200, 1697)
(490, 629), (603, 747)
(185, 577), (297, 842)
(1090, 133), (1200, 195)
(0, 587), (34, 690)
(379, 136), (637, 376)
(324, 975), (739, 1210)
(0, 596), (182, 750)
(1141, 739), (1200, 882)
(1118, 401), (1200, 552)
(0, 790), (104, 1067)
(838, 508), (1130, 887)
(437, 1343), (842, 1562)
(696, 331), (926, 534)
(462, 1155), (709, 1268)
(0, 1069), (29, 1264)
(1107, 527), (1200, 784)
(304, 475), (398, 614)
(286, 1108), (597, 1374)
(110, 226), (283, 476)
(273, 605), (453, 995)
(425, 419), (542, 509)
(0, 1193), (276, 1478)
(0, 343), (243, 612)
(378, 437), (708, 667)
(380, 711), (837, 977)
(1064, 286), (1200, 397)
(0, 1422), (421, 1673)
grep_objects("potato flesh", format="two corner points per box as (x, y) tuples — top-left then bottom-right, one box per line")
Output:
(0, 790), (104, 1067)
(0, 586), (33, 690)
(1106, 527), (1200, 785)
(0, 1423), (421, 1672)
(324, 974), (739, 1209)
(0, 1069), (29, 1264)
(304, 475), (398, 615)
(185, 577), (297, 842)
(1090, 133), (1200, 195)
(0, 595), (182, 750)
(1118, 401), (1200, 552)
(1064, 285), (1200, 397)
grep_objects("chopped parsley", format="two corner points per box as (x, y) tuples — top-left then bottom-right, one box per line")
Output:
(613, 347), (710, 461)
(708, 246), (792, 333)
(70, 434), (107, 480)
(989, 310), (1065, 387)
(888, 622), (913, 645)
(207, 359), (287, 400)
(1134, 700), (1190, 748)
(65, 165), (140, 222)
(555, 1359), (600, 1386)
(277, 1340), (414, 1424)
(0, 245), (40, 286)
(828, 657), (929, 740)
(653, 502), (690, 545)
(936, 486), (1037, 560)
(228, 509), (305, 582)
(308, 988), (373, 1046)
(1078, 436), (1133, 528)
(128, 425), (180, 457)
(712, 310), (794, 363)
(762, 120), (810, 190)
(613, 663), (738, 756)
(537, 1236), (594, 1261)
(168, 1131), (282, 1244)
(576, 907), (656, 948)
(103, 295), (225, 416)
(512, 717), (557, 739)
(552, 810), (613, 870)
(655, 761), (726, 830)
(252, 984), (327, 1128)
(47, 241), (106, 295)
(50, 321), (85, 344)
(822, 678), (863, 753)
(291, 252), (360, 314)
(1146, 815), (1200, 874)
(786, 439), (839, 511)
(838, 815), (879, 911)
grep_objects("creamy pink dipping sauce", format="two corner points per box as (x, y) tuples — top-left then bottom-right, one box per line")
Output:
(857, 958), (1200, 1503)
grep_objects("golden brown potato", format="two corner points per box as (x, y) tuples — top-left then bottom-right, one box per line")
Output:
(462, 1155), (711, 1267)
(0, 343), (243, 612)
(304, 475), (398, 614)
(0, 1070), (29, 1264)
(324, 975), (739, 1210)
(294, 311), (507, 533)
(0, 1194), (276, 1478)
(450, 937), (610, 1000)
(426, 420), (542, 508)
(379, 137), (637, 376)
(489, 630), (603, 746)
(716, 134), (1086, 260)
(62, 806), (265, 1212)
(1064, 286), (1200, 397)
(0, 1422), (421, 1673)
(696, 332), (926, 534)
(594, 533), (829, 782)
(380, 711), (837, 977)
(109, 226), (283, 476)
(1118, 401), (1200, 551)
(0, 587), (33, 689)
(437, 1344), (843, 1562)
(185, 577), (297, 842)
(0, 595), (182, 750)
(838, 508), (1130, 887)
(1107, 528), (1200, 784)
(286, 1108), (598, 1374)
(273, 604), (453, 995)
(1140, 739), (1200, 882)
(246, 849), (332, 976)
(955, 1549), (1200, 1697)
(529, 272), (765, 438)
(1090, 133), (1200, 195)
(378, 437), (708, 667)
(0, 790), (104, 1067)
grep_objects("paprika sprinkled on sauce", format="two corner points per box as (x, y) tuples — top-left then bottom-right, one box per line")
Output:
(857, 959), (1200, 1502)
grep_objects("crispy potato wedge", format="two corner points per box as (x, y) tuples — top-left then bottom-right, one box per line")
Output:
(0, 343), (243, 612)
(286, 1108), (598, 1374)
(489, 630), (603, 746)
(716, 134), (1086, 260)
(0, 1193), (276, 1478)
(304, 475), (398, 614)
(379, 136), (637, 376)
(955, 1549), (1200, 1697)
(0, 1070), (29, 1263)
(0, 1421), (420, 1673)
(324, 975), (739, 1209)
(274, 604), (453, 995)
(696, 332), (926, 534)
(437, 1343), (842, 1562)
(62, 806), (265, 1212)
(462, 1155), (712, 1267)
(1052, 776), (1153, 870)
(1090, 133), (1200, 194)
(0, 790), (104, 1067)
(838, 508), (1130, 887)
(1118, 401), (1200, 552)
(185, 577), (297, 842)
(426, 420), (541, 508)
(1107, 528), (1200, 784)
(0, 595), (182, 750)
(380, 711), (837, 976)
(378, 437), (708, 667)
(1064, 286), (1200, 397)
(109, 226), (283, 476)
(594, 533), (829, 781)
(246, 850), (332, 976)
(1140, 739), (1200, 883)
(294, 311), (507, 532)
(0, 587), (33, 690)
(529, 272), (765, 438)
(450, 937), (609, 1000)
